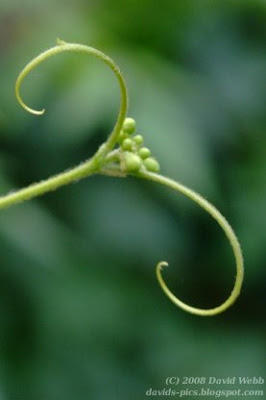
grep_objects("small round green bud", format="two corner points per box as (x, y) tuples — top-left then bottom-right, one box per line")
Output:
(133, 135), (144, 145)
(118, 130), (128, 144)
(138, 147), (151, 159)
(123, 118), (136, 134)
(123, 152), (142, 173)
(122, 138), (134, 151)
(143, 157), (160, 172)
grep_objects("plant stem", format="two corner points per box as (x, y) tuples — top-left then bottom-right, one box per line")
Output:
(136, 170), (244, 316)
(1, 39), (129, 211)
(15, 39), (128, 161)
(0, 156), (99, 210)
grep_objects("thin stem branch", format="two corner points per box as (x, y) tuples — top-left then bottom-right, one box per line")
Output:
(0, 156), (98, 210)
(15, 39), (128, 161)
(0, 39), (129, 211)
(136, 170), (244, 316)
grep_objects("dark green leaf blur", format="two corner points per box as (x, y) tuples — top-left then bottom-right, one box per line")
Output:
(0, 1), (265, 399)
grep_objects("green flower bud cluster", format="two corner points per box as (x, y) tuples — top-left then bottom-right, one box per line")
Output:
(119, 117), (160, 174)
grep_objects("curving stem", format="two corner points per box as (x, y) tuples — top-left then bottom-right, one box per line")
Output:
(15, 39), (128, 157)
(0, 39), (128, 210)
(137, 170), (244, 316)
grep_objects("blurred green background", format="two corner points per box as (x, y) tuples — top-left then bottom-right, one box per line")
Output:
(0, 1), (265, 399)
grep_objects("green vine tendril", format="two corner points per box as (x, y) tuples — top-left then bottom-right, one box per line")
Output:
(0, 39), (244, 316)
